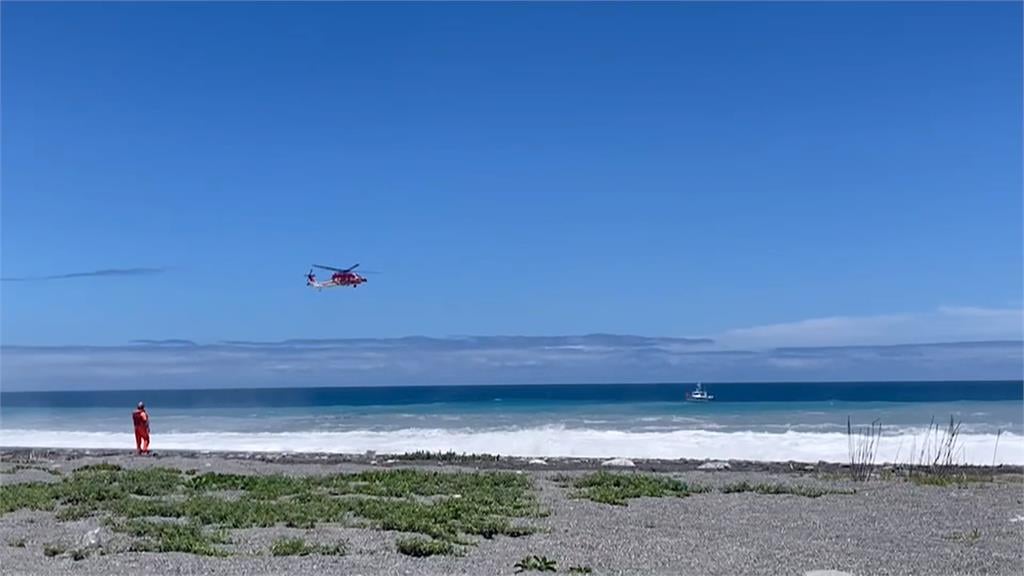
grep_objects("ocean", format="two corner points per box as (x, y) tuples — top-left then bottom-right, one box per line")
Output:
(1, 381), (1022, 464)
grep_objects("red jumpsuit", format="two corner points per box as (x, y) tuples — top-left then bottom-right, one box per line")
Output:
(132, 409), (150, 454)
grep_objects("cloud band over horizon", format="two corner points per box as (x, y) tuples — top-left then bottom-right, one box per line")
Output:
(2, 335), (1020, 391)
(2, 306), (1020, 391)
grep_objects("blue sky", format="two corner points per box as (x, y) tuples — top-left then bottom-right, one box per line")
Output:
(1, 2), (1021, 387)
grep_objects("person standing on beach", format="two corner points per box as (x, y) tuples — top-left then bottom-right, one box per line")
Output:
(132, 402), (150, 455)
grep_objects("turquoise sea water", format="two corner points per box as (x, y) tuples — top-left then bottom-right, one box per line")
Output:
(2, 381), (1021, 463)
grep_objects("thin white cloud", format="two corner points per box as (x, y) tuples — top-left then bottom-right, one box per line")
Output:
(1, 267), (165, 282)
(2, 336), (1021, 391)
(719, 306), (1023, 348)
(1, 313), (1022, 390)
(765, 357), (832, 370)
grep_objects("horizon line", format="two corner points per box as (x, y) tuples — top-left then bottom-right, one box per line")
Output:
(3, 378), (1022, 395)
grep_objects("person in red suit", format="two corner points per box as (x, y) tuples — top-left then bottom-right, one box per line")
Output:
(132, 402), (150, 455)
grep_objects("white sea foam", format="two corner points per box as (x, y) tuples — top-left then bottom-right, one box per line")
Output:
(1, 427), (1021, 465)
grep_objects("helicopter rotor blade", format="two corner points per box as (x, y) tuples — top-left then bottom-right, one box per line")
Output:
(313, 264), (346, 273)
(312, 263), (364, 273)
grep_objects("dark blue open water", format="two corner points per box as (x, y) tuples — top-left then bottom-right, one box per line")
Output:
(3, 380), (1021, 408)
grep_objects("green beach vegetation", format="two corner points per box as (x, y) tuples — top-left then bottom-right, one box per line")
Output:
(557, 472), (853, 505)
(395, 536), (458, 557)
(514, 554), (558, 572)
(270, 537), (347, 557)
(560, 471), (709, 506)
(0, 463), (543, 557)
(719, 481), (855, 498)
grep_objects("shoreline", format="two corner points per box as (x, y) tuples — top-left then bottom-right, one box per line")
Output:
(4, 447), (1022, 475)
(3, 422), (1020, 466)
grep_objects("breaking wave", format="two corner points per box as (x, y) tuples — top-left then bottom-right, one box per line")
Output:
(2, 426), (1021, 465)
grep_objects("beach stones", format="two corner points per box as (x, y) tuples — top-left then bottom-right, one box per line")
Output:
(79, 527), (103, 550)
(601, 458), (635, 468)
(698, 461), (731, 471)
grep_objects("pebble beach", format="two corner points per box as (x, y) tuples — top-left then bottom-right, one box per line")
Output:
(1, 449), (1021, 576)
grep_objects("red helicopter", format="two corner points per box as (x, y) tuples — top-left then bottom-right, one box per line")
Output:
(306, 263), (368, 290)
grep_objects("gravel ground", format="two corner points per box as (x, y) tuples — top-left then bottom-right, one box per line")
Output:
(1, 450), (1022, 576)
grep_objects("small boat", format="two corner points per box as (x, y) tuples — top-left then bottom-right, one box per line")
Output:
(686, 382), (714, 401)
